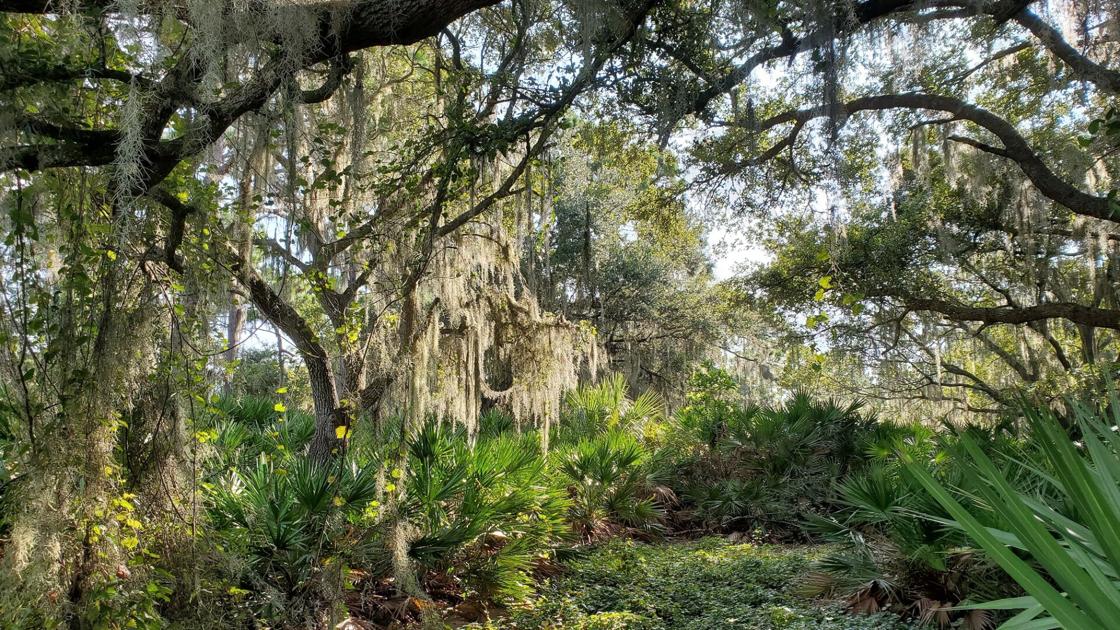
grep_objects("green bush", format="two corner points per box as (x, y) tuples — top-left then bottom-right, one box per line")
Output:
(197, 405), (575, 619)
(906, 394), (1120, 628)
(674, 363), (743, 448)
(801, 420), (1020, 623)
(657, 367), (879, 537)
(555, 373), (665, 447)
(204, 453), (381, 624)
(552, 429), (664, 540)
(397, 422), (571, 603)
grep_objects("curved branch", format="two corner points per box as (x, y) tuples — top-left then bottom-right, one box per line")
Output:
(1011, 8), (1120, 95)
(439, 0), (656, 237)
(684, 0), (922, 120)
(758, 93), (1120, 222)
(1, 63), (149, 91)
(2, 0), (501, 191)
(298, 56), (353, 104)
(254, 236), (309, 273)
(146, 187), (198, 272)
(10, 115), (119, 143)
(0, 141), (116, 172)
(905, 296), (1120, 331)
(657, 0), (1120, 138)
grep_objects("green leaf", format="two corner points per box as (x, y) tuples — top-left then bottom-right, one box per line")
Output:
(903, 452), (1097, 628)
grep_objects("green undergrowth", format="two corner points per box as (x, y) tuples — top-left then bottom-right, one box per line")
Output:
(467, 537), (913, 629)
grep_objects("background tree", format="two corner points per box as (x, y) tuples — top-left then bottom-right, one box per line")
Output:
(534, 121), (725, 401)
(613, 0), (1120, 416)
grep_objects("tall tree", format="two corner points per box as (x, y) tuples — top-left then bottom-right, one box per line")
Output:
(0, 0), (658, 620)
(616, 0), (1119, 412)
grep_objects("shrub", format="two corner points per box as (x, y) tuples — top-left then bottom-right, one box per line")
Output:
(552, 429), (664, 540)
(555, 373), (665, 447)
(204, 454), (381, 625)
(800, 420), (1022, 625)
(906, 394), (1120, 628)
(658, 370), (879, 537)
(397, 422), (571, 603)
(685, 478), (772, 530)
(674, 363), (743, 448)
(801, 460), (1011, 624)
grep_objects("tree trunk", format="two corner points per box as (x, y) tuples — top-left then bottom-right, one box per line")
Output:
(233, 257), (350, 462)
(306, 357), (348, 462)
(223, 295), (246, 395)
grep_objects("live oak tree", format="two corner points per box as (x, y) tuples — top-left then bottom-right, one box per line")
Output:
(613, 0), (1119, 413)
(0, 0), (657, 620)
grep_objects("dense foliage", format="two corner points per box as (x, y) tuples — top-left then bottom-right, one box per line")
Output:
(2, 0), (1119, 628)
(12, 363), (1109, 628)
(471, 538), (912, 630)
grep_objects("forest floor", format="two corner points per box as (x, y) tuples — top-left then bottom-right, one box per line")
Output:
(458, 537), (913, 629)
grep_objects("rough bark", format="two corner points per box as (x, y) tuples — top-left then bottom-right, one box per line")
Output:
(305, 357), (347, 462)
(225, 244), (349, 462)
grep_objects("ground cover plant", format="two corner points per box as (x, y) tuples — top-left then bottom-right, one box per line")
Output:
(469, 537), (914, 630)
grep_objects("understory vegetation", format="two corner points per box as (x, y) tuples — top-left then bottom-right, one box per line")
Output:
(469, 538), (912, 630)
(7, 365), (1114, 628)
(2, 0), (1119, 628)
